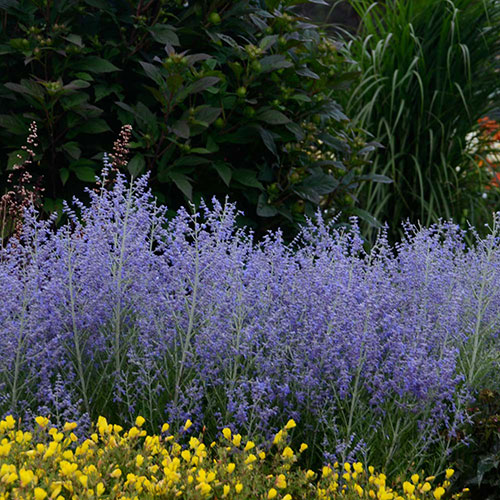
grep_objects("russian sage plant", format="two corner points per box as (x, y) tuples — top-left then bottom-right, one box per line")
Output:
(0, 162), (498, 475)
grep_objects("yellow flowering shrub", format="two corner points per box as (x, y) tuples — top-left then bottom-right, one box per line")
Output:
(0, 416), (468, 499)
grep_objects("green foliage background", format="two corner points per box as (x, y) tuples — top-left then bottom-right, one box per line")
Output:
(0, 0), (388, 239)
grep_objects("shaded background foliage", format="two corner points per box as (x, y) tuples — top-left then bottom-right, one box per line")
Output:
(0, 0), (388, 240)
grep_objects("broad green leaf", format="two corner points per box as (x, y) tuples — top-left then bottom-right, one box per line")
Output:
(183, 76), (220, 96)
(173, 156), (210, 167)
(171, 120), (190, 139)
(127, 153), (145, 178)
(59, 168), (70, 185)
(212, 162), (231, 186)
(63, 34), (83, 47)
(60, 142), (82, 160)
(72, 118), (111, 136)
(95, 83), (122, 102)
(7, 149), (28, 169)
(0, 114), (27, 135)
(139, 61), (163, 84)
(195, 106), (221, 125)
(72, 56), (121, 74)
(257, 193), (278, 217)
(351, 207), (383, 229)
(233, 169), (264, 189)
(60, 93), (89, 110)
(260, 55), (293, 73)
(256, 109), (290, 125)
(254, 126), (278, 156)
(63, 79), (91, 91)
(70, 160), (98, 182)
(169, 172), (192, 199)
(148, 24), (179, 46)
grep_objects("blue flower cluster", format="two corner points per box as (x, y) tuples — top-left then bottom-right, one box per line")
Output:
(0, 167), (498, 473)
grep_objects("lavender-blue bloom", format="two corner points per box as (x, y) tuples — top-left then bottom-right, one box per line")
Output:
(1, 168), (498, 473)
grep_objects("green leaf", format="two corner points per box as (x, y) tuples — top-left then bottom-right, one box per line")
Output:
(257, 193), (278, 217)
(256, 109), (290, 125)
(148, 24), (179, 46)
(72, 56), (121, 74)
(60, 168), (70, 186)
(139, 61), (163, 84)
(195, 106), (221, 125)
(184, 76), (220, 96)
(173, 156), (210, 167)
(0, 114), (27, 135)
(206, 135), (219, 153)
(359, 173), (393, 183)
(63, 34), (83, 47)
(293, 173), (338, 203)
(233, 169), (264, 189)
(60, 142), (82, 160)
(127, 153), (145, 178)
(169, 172), (192, 199)
(350, 207), (383, 229)
(212, 162), (231, 186)
(63, 79), (91, 91)
(95, 83), (122, 102)
(254, 126), (278, 157)
(7, 149), (28, 169)
(260, 55), (293, 73)
(70, 160), (98, 182)
(74, 72), (94, 82)
(171, 120), (190, 139)
(60, 93), (89, 111)
(71, 118), (111, 136)
(4, 81), (43, 98)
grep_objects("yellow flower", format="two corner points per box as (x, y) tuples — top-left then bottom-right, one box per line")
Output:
(275, 474), (287, 489)
(306, 470), (315, 479)
(259, 451), (266, 460)
(244, 454), (257, 465)
(273, 430), (283, 445)
(421, 482), (432, 493)
(79, 475), (88, 488)
(183, 419), (192, 431)
(433, 487), (445, 500)
(34, 488), (47, 500)
(161, 423), (170, 433)
(284, 419), (296, 430)
(35, 416), (49, 428)
(96, 483), (105, 495)
(403, 482), (415, 495)
(222, 428), (232, 440)
(282, 446), (294, 459)
(299, 443), (308, 453)
(235, 482), (243, 493)
(269, 487), (285, 499)
(227, 463), (235, 474)
(223, 484), (230, 497)
(19, 468), (35, 486)
(110, 468), (122, 479)
(344, 462), (351, 472)
(232, 434), (242, 446)
(354, 484), (364, 497)
(136, 454), (144, 467)
(135, 416), (145, 427)
(411, 474), (419, 485)
(445, 469), (454, 479)
(322, 466), (331, 478)
(353, 462), (363, 474)
(283, 495), (292, 500)
(63, 422), (77, 432)
(244, 440), (255, 451)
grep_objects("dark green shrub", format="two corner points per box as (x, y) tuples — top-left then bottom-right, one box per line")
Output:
(0, 0), (386, 237)
(451, 389), (500, 500)
(338, 0), (500, 243)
